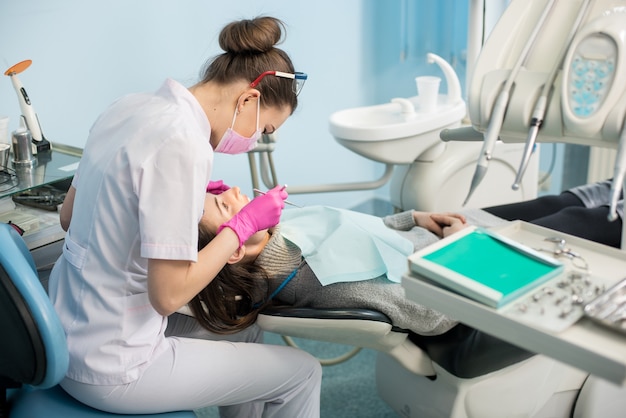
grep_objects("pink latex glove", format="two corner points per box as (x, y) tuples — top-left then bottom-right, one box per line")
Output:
(217, 185), (288, 247)
(206, 180), (230, 195)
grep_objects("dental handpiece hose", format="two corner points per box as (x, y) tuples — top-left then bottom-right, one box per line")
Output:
(512, 98), (546, 191)
(608, 120), (626, 222)
(463, 91), (509, 206)
(463, 0), (556, 206)
(512, 0), (591, 191)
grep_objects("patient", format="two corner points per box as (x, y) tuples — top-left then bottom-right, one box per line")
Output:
(187, 179), (623, 378)
(190, 178), (625, 335)
(189, 186), (508, 335)
(483, 178), (623, 248)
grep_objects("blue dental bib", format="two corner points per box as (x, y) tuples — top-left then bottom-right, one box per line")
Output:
(280, 206), (414, 286)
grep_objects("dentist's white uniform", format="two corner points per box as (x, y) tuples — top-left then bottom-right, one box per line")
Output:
(48, 79), (321, 417)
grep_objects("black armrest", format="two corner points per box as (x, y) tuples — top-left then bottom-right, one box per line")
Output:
(258, 305), (435, 375)
(260, 306), (395, 326)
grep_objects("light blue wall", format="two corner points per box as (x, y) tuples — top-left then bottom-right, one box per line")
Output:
(365, 0), (468, 104)
(0, 0), (468, 209)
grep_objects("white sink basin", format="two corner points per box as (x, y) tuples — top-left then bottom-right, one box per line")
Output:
(329, 97), (466, 164)
(328, 52), (467, 165)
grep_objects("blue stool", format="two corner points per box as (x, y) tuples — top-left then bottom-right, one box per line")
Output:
(0, 223), (196, 418)
(10, 386), (196, 417)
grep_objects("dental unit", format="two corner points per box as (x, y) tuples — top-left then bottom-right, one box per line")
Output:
(464, 0), (626, 248)
(249, 50), (539, 213)
(253, 1), (626, 417)
(463, 0), (557, 205)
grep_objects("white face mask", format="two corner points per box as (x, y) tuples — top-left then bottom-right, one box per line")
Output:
(215, 99), (262, 154)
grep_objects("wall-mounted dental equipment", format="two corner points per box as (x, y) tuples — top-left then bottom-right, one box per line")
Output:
(326, 51), (538, 212)
(561, 8), (626, 223)
(4, 60), (50, 155)
(465, 0), (626, 248)
(247, 53), (467, 199)
(248, 51), (539, 213)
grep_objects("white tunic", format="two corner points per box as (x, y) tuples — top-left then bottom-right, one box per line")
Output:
(48, 79), (213, 385)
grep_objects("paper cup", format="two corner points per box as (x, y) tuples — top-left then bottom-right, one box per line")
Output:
(416, 76), (441, 113)
(0, 116), (9, 146)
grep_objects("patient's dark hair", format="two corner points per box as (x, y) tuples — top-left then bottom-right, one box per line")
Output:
(188, 222), (271, 334)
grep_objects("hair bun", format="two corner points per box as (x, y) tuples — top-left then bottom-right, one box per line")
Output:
(219, 16), (285, 54)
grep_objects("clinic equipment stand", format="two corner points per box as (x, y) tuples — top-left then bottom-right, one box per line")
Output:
(0, 144), (80, 200)
(247, 134), (395, 194)
(0, 144), (81, 274)
(247, 135), (392, 366)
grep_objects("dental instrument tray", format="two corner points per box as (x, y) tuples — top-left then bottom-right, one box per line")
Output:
(408, 221), (622, 333)
(584, 278), (626, 335)
(408, 226), (564, 309)
(11, 184), (66, 211)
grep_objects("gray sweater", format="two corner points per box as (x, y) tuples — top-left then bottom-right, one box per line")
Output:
(569, 179), (623, 219)
(255, 208), (506, 336)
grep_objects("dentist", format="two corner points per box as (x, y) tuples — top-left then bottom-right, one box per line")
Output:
(49, 16), (320, 417)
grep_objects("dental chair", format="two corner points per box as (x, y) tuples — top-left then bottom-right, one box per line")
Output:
(257, 1), (626, 415)
(258, 306), (588, 418)
(0, 223), (196, 418)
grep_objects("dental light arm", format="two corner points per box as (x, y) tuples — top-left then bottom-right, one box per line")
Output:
(463, 0), (556, 206)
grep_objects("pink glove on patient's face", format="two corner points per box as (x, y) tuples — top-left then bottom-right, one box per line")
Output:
(206, 180), (230, 195)
(217, 185), (288, 247)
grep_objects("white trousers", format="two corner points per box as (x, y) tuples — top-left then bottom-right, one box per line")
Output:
(61, 313), (322, 417)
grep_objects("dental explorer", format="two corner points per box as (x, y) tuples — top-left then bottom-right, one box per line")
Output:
(463, 0), (557, 206)
(512, 0), (592, 191)
(253, 187), (302, 208)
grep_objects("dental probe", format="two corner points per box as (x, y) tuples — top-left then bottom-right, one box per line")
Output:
(463, 0), (557, 206)
(512, 0), (592, 191)
(253, 188), (302, 208)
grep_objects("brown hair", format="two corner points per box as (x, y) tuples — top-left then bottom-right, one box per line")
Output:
(200, 16), (298, 113)
(188, 222), (271, 334)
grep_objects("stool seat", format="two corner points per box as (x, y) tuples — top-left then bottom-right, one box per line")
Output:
(0, 223), (197, 417)
(10, 385), (197, 417)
